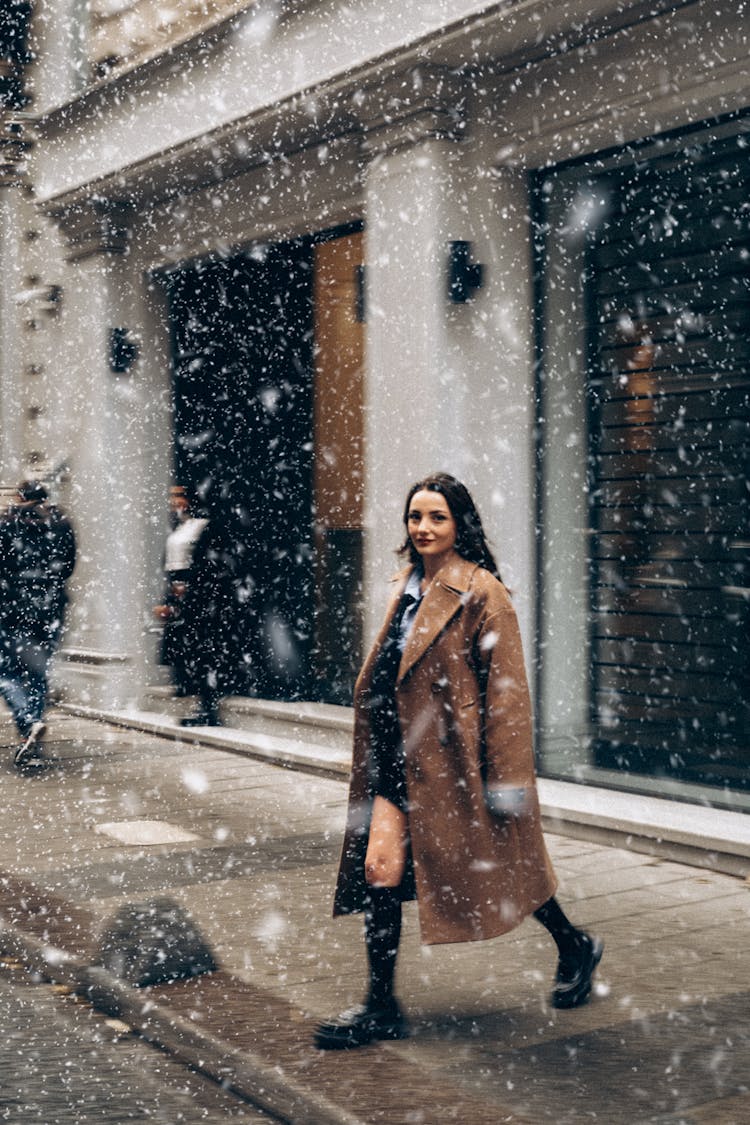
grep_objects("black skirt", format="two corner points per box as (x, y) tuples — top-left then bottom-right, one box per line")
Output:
(366, 596), (409, 813)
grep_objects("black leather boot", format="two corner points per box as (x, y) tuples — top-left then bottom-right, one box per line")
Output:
(180, 712), (223, 727)
(313, 997), (408, 1050)
(314, 886), (408, 1050)
(552, 933), (604, 1009)
(534, 897), (604, 1009)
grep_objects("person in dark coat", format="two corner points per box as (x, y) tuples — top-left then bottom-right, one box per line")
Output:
(174, 504), (240, 727)
(314, 473), (603, 1050)
(0, 480), (76, 765)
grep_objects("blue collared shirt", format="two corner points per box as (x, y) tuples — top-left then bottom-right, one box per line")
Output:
(397, 567), (424, 653)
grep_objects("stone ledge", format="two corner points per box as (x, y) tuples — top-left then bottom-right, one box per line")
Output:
(539, 778), (750, 879)
(59, 703), (352, 780)
(222, 694), (354, 733)
(60, 647), (131, 666)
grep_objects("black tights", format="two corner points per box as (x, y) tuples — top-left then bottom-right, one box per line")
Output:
(534, 896), (584, 963)
(364, 886), (402, 1009)
(362, 890), (582, 1008)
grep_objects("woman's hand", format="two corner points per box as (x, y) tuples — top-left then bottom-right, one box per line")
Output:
(485, 786), (531, 817)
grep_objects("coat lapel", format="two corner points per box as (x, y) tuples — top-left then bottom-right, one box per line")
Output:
(354, 568), (411, 698)
(397, 556), (478, 684)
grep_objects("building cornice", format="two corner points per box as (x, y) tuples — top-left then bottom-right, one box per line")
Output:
(32, 0), (704, 215)
(88, 0), (255, 87)
(359, 68), (468, 157)
(35, 61), (468, 218)
(491, 10), (750, 169)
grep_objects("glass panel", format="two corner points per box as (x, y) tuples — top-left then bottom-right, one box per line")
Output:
(0, 1), (32, 108)
(537, 124), (750, 805)
(161, 224), (365, 705)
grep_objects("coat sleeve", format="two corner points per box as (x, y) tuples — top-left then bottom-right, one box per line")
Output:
(476, 593), (537, 795)
(53, 518), (77, 583)
(0, 520), (12, 602)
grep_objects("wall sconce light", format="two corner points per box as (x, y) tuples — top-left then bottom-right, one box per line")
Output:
(109, 326), (139, 373)
(447, 240), (484, 303)
(39, 284), (63, 315)
(15, 283), (63, 317)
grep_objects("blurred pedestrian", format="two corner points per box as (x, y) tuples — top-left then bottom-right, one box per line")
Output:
(0, 480), (76, 766)
(315, 472), (603, 1050)
(170, 491), (239, 728)
(153, 485), (208, 698)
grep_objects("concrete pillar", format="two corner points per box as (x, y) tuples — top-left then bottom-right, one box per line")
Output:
(31, 0), (90, 113)
(360, 70), (468, 642)
(534, 171), (593, 750)
(46, 200), (150, 707)
(360, 72), (538, 664)
(131, 265), (175, 696)
(0, 121), (32, 489)
(468, 165), (538, 659)
(0, 184), (26, 489)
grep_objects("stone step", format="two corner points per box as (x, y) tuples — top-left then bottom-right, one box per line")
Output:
(58, 701), (750, 876)
(142, 689), (354, 756)
(143, 686), (195, 719)
(64, 700), (352, 779)
(220, 695), (353, 756)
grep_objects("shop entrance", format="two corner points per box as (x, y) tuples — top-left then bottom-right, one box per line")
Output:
(584, 131), (750, 789)
(163, 225), (364, 703)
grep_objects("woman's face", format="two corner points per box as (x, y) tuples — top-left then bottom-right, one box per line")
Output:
(407, 489), (458, 566)
(169, 487), (190, 517)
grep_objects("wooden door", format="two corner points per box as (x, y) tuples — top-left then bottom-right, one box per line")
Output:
(313, 230), (365, 701)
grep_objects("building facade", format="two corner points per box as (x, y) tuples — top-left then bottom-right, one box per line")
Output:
(0, 0), (747, 808)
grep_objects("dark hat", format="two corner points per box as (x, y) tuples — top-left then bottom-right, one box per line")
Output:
(17, 479), (48, 503)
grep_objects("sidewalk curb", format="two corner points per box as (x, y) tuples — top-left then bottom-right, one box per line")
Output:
(0, 921), (365, 1125)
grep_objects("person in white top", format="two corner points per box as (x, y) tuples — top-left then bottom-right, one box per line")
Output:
(153, 485), (208, 702)
(164, 493), (208, 576)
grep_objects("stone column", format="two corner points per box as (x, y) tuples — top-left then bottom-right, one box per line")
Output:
(47, 199), (148, 707)
(360, 68), (469, 641)
(359, 74), (539, 666)
(0, 120), (32, 489)
(533, 170), (594, 750)
(32, 0), (91, 112)
(471, 164), (538, 656)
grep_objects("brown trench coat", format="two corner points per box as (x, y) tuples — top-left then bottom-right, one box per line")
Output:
(333, 554), (557, 945)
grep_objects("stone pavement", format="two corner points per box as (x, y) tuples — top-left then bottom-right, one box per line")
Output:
(0, 710), (748, 1124)
(0, 965), (269, 1123)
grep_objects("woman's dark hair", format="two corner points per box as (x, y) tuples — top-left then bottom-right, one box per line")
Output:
(399, 472), (501, 580)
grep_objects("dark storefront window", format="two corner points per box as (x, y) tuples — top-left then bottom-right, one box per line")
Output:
(160, 224), (364, 705)
(535, 118), (750, 808)
(164, 239), (316, 702)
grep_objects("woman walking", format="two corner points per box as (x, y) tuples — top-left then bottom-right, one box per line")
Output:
(315, 472), (603, 1050)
